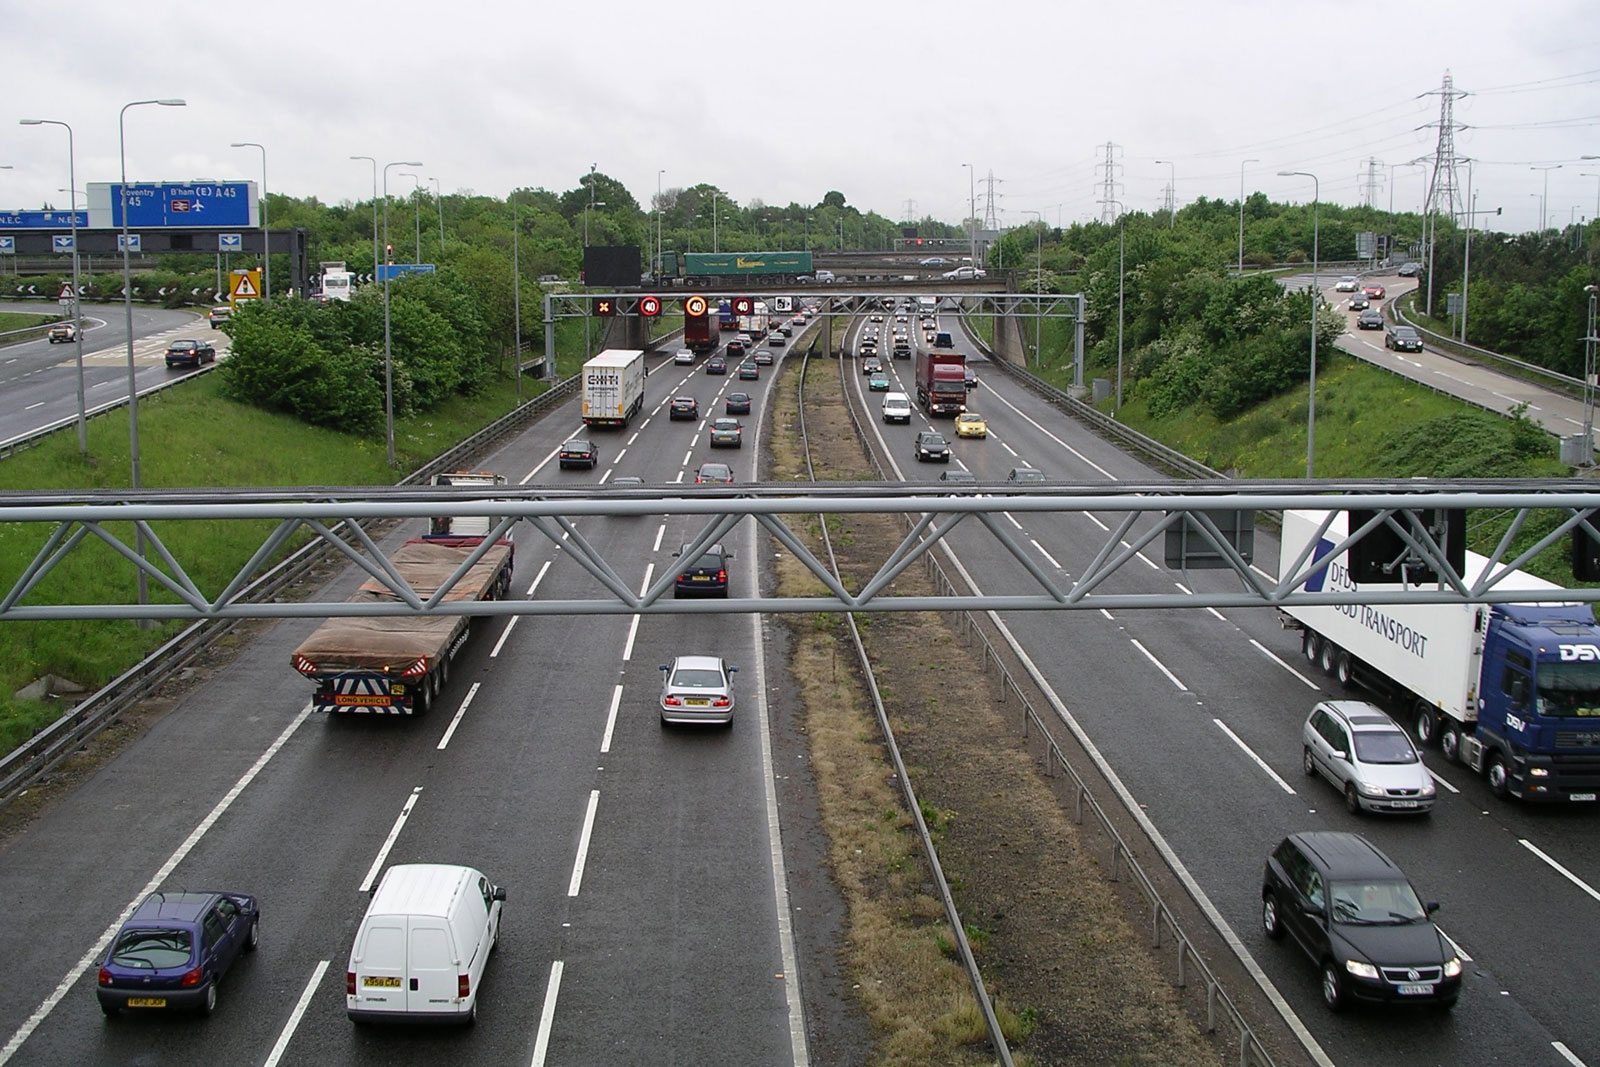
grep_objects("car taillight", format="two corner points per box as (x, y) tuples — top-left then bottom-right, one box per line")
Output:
(347, 971), (357, 996)
(180, 966), (204, 988)
(716, 570), (727, 582)
(712, 696), (731, 707)
(458, 974), (471, 999)
(98, 967), (113, 987)
(664, 695), (683, 706)
(400, 657), (429, 678)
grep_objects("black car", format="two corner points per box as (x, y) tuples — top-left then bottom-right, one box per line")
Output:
(913, 430), (951, 463)
(939, 468), (976, 484)
(1348, 293), (1370, 311)
(1385, 325), (1424, 352)
(669, 396), (699, 420)
(738, 361), (759, 380)
(725, 340), (746, 359)
(1357, 309), (1384, 330)
(674, 542), (731, 598)
(725, 391), (752, 415)
(164, 338), (217, 368)
(964, 367), (978, 390)
(1262, 831), (1461, 1012)
(558, 438), (599, 469)
(1396, 261), (1422, 277)
(706, 355), (727, 375)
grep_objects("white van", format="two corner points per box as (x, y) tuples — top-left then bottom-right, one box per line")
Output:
(346, 863), (506, 1024)
(881, 392), (912, 424)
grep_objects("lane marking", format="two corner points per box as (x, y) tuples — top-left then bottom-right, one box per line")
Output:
(1028, 538), (1062, 569)
(0, 702), (316, 1066)
(1213, 719), (1296, 794)
(529, 960), (565, 1067)
(600, 684), (623, 754)
(567, 790), (600, 896)
(1250, 639), (1321, 689)
(1131, 639), (1186, 690)
(1552, 1042), (1588, 1067)
(262, 960), (329, 1067)
(1519, 839), (1600, 904)
(23, 402), (43, 411)
(436, 681), (481, 750)
(359, 786), (424, 892)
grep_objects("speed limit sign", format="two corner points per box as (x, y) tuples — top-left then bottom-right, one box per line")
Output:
(639, 295), (662, 317)
(684, 294), (708, 317)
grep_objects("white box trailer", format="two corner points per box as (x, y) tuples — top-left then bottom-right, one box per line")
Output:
(581, 349), (646, 428)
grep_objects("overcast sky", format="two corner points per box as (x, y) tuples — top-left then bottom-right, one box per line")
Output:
(5, 1), (1598, 236)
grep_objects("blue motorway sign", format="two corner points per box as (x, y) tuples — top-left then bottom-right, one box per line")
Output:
(87, 181), (258, 229)
(51, 235), (75, 252)
(0, 210), (89, 230)
(0, 237), (13, 255)
(219, 233), (242, 251)
(376, 263), (437, 282)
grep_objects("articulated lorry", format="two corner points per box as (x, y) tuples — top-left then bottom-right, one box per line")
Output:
(581, 349), (647, 427)
(914, 351), (967, 416)
(291, 471), (515, 715)
(1280, 509), (1600, 802)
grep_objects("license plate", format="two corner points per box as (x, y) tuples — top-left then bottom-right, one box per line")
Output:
(1396, 983), (1434, 996)
(686, 698), (709, 706)
(363, 976), (402, 988)
(691, 575), (709, 582)
(127, 997), (167, 1008)
(1389, 800), (1418, 809)
(1572, 793), (1597, 802)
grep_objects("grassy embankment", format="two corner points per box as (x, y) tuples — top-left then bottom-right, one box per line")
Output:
(0, 319), (593, 757)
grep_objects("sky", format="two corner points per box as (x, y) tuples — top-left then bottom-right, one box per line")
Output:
(4, 0), (1599, 237)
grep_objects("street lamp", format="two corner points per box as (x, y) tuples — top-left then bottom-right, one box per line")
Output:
(1104, 198), (1127, 410)
(1279, 170), (1320, 479)
(512, 198), (522, 401)
(1022, 211), (1043, 368)
(20, 117), (88, 453)
(1583, 157), (1600, 221)
(655, 169), (665, 280)
(429, 177), (444, 257)
(962, 162), (976, 266)
(1532, 165), (1562, 234)
(712, 189), (719, 253)
(120, 97), (185, 622)
(1584, 284), (1598, 461)
(350, 156), (378, 284)
(400, 172), (423, 263)
(1155, 159), (1176, 228)
(382, 159), (423, 466)
(230, 142), (268, 299)
(1238, 158), (1259, 275)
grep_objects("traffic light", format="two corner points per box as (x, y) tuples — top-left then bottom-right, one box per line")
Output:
(639, 295), (661, 317)
(385, 243), (394, 265)
(594, 297), (615, 316)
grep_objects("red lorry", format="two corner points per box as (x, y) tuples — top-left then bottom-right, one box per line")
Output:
(684, 308), (719, 353)
(915, 351), (968, 416)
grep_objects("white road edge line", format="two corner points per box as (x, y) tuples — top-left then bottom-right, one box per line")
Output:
(1130, 638), (1187, 690)
(567, 790), (600, 896)
(359, 786), (424, 892)
(1519, 838), (1600, 904)
(262, 959), (330, 1067)
(436, 682), (482, 750)
(0, 702), (316, 1067)
(1213, 719), (1296, 794)
(529, 960), (565, 1067)
(1250, 639), (1321, 689)
(1552, 1041), (1589, 1067)
(600, 684), (624, 754)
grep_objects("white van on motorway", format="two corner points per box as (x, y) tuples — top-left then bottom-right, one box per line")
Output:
(881, 391), (912, 424)
(346, 863), (506, 1024)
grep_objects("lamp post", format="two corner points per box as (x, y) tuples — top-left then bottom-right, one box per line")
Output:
(838, 217), (845, 252)
(20, 117), (88, 453)
(712, 190), (719, 252)
(1584, 284), (1598, 461)
(655, 168), (664, 281)
(120, 98), (185, 622)
(1583, 156), (1600, 221)
(350, 156), (378, 283)
(512, 198), (522, 401)
(1023, 211), (1044, 368)
(382, 159), (424, 466)
(1105, 198), (1127, 410)
(1531, 165), (1562, 234)
(1279, 170), (1320, 478)
(429, 177), (444, 257)
(1155, 159), (1176, 228)
(400, 172), (422, 263)
(962, 162), (976, 266)
(1237, 158), (1259, 274)
(230, 142), (268, 300)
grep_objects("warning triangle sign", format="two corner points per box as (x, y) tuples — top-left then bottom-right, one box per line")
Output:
(58, 284), (75, 300)
(231, 274), (259, 298)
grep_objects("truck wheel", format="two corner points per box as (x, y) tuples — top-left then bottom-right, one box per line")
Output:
(1302, 630), (1320, 665)
(1414, 706), (1437, 747)
(1334, 652), (1355, 688)
(1318, 639), (1340, 676)
(1439, 725), (1461, 764)
(1487, 753), (1511, 799)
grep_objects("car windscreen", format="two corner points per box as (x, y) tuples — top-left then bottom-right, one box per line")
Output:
(1350, 730), (1418, 764)
(110, 928), (193, 969)
(671, 668), (724, 688)
(1327, 880), (1426, 924)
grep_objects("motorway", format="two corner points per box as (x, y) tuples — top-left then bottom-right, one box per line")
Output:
(838, 303), (1599, 1067)
(0, 302), (223, 447)
(1, 296), (1598, 1067)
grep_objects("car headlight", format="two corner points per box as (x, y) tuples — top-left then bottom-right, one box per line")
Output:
(1420, 781), (1436, 797)
(1529, 766), (1550, 777)
(1359, 781), (1386, 797)
(1443, 956), (1462, 978)
(1344, 960), (1380, 980)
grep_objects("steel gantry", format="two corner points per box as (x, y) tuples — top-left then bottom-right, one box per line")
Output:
(4, 483), (1600, 622)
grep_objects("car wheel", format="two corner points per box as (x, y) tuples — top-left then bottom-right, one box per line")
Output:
(1334, 652), (1354, 688)
(1321, 960), (1347, 1012)
(1302, 630), (1320, 665)
(1487, 753), (1511, 799)
(1262, 892), (1285, 940)
(200, 982), (217, 1016)
(1439, 725), (1461, 764)
(1302, 747), (1316, 777)
(1415, 705), (1437, 747)
(1344, 784), (1361, 815)
(245, 917), (260, 952)
(100, 1001), (119, 1019)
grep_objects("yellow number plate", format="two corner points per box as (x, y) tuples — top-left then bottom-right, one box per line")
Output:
(362, 976), (403, 988)
(127, 997), (167, 1008)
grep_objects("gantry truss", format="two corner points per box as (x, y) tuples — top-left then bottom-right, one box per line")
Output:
(4, 483), (1600, 622)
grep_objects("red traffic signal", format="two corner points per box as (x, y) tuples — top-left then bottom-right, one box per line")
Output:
(731, 297), (753, 316)
(594, 297), (615, 316)
(639, 295), (662, 317)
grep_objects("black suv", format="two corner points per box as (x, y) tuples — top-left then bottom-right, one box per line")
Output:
(674, 542), (731, 598)
(913, 430), (951, 463)
(1262, 831), (1461, 1012)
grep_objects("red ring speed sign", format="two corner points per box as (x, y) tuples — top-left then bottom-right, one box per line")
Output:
(639, 295), (662, 317)
(684, 295), (708, 317)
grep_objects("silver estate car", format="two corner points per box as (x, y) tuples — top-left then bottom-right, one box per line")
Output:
(1303, 701), (1436, 814)
(658, 655), (738, 726)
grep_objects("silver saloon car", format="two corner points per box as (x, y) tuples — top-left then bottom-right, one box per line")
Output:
(658, 655), (739, 726)
(1303, 701), (1436, 814)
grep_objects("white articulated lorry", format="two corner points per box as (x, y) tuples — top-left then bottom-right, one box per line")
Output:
(581, 349), (646, 428)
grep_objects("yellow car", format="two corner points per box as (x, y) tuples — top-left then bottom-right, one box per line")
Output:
(954, 413), (988, 439)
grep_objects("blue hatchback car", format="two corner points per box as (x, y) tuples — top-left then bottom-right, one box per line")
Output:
(97, 890), (260, 1016)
